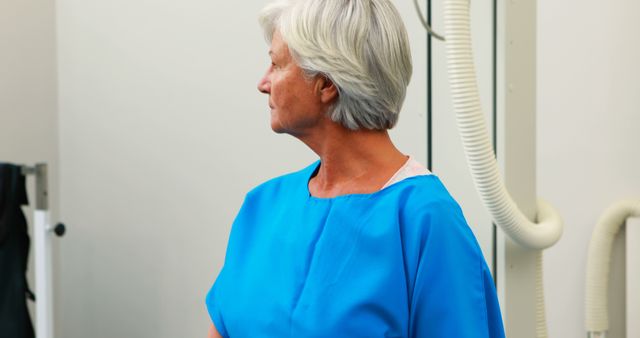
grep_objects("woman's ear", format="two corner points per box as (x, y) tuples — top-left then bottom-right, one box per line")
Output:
(316, 76), (338, 104)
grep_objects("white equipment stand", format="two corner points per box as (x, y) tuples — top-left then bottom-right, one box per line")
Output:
(21, 164), (64, 338)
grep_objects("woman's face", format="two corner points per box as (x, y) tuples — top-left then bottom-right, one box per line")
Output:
(257, 32), (326, 136)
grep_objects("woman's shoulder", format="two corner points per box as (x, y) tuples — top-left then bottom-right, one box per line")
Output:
(389, 175), (483, 260)
(382, 174), (475, 237)
(382, 174), (462, 212)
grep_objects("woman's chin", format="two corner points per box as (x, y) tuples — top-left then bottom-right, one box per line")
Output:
(270, 120), (286, 134)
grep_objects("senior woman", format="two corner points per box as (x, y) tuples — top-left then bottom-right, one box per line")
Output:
(206, 0), (505, 337)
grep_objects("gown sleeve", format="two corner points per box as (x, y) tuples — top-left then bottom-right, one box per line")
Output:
(205, 192), (256, 338)
(206, 279), (229, 338)
(408, 199), (506, 338)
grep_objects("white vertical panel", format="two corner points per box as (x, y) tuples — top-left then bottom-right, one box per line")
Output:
(628, 218), (640, 338)
(495, 0), (539, 336)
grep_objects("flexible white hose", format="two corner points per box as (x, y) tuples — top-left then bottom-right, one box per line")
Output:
(442, 0), (563, 251)
(535, 251), (548, 338)
(585, 199), (640, 336)
(440, 0), (565, 337)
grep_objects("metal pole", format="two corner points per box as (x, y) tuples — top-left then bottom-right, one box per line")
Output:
(27, 163), (54, 338)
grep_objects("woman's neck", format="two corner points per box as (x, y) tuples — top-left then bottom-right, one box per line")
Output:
(300, 123), (407, 198)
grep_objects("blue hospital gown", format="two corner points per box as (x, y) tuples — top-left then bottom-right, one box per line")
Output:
(206, 161), (505, 337)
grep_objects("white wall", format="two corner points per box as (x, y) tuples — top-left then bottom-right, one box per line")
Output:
(55, 1), (426, 337)
(0, 0), (58, 328)
(538, 0), (640, 337)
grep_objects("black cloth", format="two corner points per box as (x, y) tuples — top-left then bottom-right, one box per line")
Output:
(0, 163), (34, 338)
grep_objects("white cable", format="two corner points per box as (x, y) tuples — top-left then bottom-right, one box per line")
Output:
(412, 0), (446, 41)
(585, 199), (640, 337)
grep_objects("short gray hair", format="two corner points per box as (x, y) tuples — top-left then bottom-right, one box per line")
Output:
(259, 0), (413, 130)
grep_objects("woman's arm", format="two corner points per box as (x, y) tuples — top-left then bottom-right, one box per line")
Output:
(208, 323), (223, 338)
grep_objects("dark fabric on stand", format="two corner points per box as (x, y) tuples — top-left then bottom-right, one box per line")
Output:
(0, 163), (35, 338)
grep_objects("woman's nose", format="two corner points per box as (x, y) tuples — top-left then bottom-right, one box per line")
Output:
(258, 74), (270, 94)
